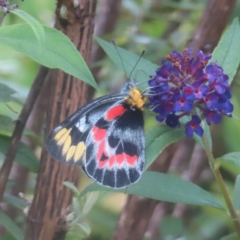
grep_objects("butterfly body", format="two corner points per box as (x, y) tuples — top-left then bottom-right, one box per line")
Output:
(46, 80), (146, 188)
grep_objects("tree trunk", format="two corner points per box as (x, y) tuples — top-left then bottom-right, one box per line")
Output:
(188, 0), (236, 53)
(25, 1), (97, 240)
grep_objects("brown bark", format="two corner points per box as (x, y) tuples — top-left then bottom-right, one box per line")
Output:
(188, 0), (236, 53)
(25, 1), (97, 240)
(112, 144), (178, 240)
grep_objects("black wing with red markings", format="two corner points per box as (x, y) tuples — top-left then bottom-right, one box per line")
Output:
(83, 102), (145, 188)
(45, 80), (146, 189)
(45, 94), (123, 166)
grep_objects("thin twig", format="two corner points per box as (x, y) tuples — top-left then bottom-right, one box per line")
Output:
(202, 134), (240, 238)
(0, 66), (49, 202)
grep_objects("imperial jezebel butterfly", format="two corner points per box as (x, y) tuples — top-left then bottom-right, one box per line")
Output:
(45, 80), (146, 188)
(46, 45), (147, 188)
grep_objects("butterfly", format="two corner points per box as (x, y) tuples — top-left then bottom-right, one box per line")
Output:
(45, 79), (146, 189)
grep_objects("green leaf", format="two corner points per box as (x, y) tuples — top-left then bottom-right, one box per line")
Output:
(95, 37), (158, 89)
(80, 171), (224, 209)
(145, 125), (185, 169)
(71, 196), (81, 217)
(82, 192), (99, 215)
(233, 175), (240, 210)
(217, 152), (240, 169)
(0, 115), (14, 133)
(0, 135), (39, 172)
(11, 9), (45, 47)
(220, 233), (238, 240)
(211, 18), (240, 84)
(3, 194), (27, 210)
(0, 234), (16, 240)
(63, 181), (80, 195)
(0, 212), (24, 240)
(0, 24), (97, 89)
(75, 222), (91, 236)
(0, 83), (18, 103)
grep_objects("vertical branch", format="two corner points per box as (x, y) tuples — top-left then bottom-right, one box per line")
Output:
(25, 1), (97, 240)
(188, 0), (236, 52)
(0, 66), (49, 202)
(4, 80), (50, 224)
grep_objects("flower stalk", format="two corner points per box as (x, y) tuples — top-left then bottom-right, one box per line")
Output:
(202, 133), (240, 238)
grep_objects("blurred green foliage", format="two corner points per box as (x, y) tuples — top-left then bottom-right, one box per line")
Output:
(1, 0), (240, 240)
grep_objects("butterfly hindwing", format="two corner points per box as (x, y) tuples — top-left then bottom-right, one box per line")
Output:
(84, 102), (145, 188)
(45, 94), (123, 166)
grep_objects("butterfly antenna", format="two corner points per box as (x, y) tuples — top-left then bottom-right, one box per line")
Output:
(111, 40), (145, 80)
(111, 40), (128, 78)
(129, 50), (145, 80)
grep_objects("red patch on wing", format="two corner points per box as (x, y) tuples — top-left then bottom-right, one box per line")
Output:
(98, 153), (138, 169)
(92, 126), (107, 141)
(105, 105), (126, 120)
(97, 141), (105, 161)
(126, 154), (138, 166)
(98, 160), (108, 168)
(108, 155), (124, 168)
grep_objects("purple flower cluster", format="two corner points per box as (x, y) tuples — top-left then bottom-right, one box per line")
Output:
(148, 49), (233, 137)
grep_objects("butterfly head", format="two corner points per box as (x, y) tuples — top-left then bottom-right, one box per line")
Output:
(122, 80), (147, 110)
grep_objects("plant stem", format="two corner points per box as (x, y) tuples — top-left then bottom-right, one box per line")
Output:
(202, 134), (240, 238)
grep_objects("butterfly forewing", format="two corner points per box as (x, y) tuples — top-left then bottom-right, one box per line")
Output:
(84, 102), (145, 188)
(45, 94), (123, 165)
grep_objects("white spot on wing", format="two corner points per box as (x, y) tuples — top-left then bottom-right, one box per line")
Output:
(75, 116), (86, 132)
(54, 126), (62, 132)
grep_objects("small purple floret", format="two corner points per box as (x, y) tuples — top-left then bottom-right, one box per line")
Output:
(204, 110), (222, 125)
(185, 115), (204, 137)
